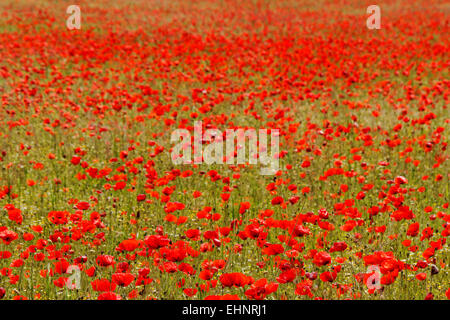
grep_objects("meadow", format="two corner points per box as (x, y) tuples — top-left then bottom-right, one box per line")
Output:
(0, 0), (448, 300)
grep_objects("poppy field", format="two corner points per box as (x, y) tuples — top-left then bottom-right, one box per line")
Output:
(0, 0), (449, 300)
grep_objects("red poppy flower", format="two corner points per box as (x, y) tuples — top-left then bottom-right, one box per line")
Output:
(91, 279), (116, 292)
(112, 273), (135, 287)
(0, 229), (18, 245)
(313, 251), (331, 267)
(96, 255), (115, 267)
(295, 279), (314, 297)
(219, 273), (253, 288)
(407, 222), (420, 237)
(263, 244), (285, 256)
(98, 292), (122, 300)
(245, 278), (278, 300)
(118, 239), (140, 252)
(276, 269), (297, 284)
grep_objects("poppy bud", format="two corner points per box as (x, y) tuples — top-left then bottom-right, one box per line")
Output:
(430, 264), (439, 275)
